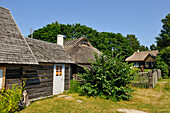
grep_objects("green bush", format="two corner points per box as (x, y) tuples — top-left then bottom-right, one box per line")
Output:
(155, 61), (169, 78)
(67, 79), (81, 93)
(0, 84), (23, 113)
(155, 46), (170, 78)
(78, 53), (135, 101)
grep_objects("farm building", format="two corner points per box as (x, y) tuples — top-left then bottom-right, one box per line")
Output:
(125, 50), (159, 68)
(64, 37), (102, 79)
(0, 6), (74, 100)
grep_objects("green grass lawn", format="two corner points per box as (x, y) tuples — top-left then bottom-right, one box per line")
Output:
(19, 79), (170, 113)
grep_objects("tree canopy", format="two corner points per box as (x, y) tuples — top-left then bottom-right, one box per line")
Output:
(150, 44), (157, 50)
(126, 34), (140, 52)
(155, 14), (170, 50)
(154, 14), (170, 77)
(29, 21), (149, 58)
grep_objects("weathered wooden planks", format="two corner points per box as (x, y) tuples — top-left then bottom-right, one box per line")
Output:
(25, 82), (53, 89)
(64, 64), (70, 91)
(22, 63), (53, 99)
(5, 63), (71, 99)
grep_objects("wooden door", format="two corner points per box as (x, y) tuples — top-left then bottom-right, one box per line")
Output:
(53, 64), (65, 95)
(0, 67), (6, 90)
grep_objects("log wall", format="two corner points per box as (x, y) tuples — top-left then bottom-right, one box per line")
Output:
(5, 66), (23, 88)
(22, 63), (53, 99)
(2, 63), (71, 99)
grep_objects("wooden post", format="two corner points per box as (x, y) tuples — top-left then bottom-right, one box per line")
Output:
(148, 71), (152, 89)
(0, 67), (6, 90)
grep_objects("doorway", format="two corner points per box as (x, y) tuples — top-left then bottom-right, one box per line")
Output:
(53, 64), (65, 95)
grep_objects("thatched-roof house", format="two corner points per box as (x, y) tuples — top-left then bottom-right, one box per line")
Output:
(125, 50), (159, 68)
(0, 6), (74, 100)
(64, 37), (102, 79)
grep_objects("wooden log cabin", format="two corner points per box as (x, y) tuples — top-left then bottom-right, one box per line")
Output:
(0, 7), (74, 100)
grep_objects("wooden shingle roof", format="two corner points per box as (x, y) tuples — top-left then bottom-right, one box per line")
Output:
(125, 50), (159, 61)
(64, 38), (102, 64)
(0, 7), (38, 64)
(26, 37), (75, 64)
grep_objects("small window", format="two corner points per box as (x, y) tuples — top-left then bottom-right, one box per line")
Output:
(151, 62), (154, 67)
(56, 66), (62, 76)
(133, 62), (139, 67)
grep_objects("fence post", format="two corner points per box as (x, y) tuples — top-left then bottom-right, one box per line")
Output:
(152, 69), (158, 88)
(148, 71), (152, 88)
(157, 69), (162, 79)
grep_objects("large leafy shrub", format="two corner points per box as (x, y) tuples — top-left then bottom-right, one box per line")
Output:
(0, 84), (23, 113)
(155, 46), (170, 78)
(78, 53), (134, 101)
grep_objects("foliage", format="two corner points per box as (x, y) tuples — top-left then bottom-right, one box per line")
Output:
(67, 79), (81, 93)
(28, 21), (140, 59)
(155, 14), (170, 50)
(150, 44), (158, 50)
(155, 60), (169, 78)
(28, 22), (97, 42)
(91, 32), (133, 58)
(155, 46), (170, 78)
(78, 53), (134, 101)
(139, 45), (149, 51)
(0, 84), (23, 113)
(126, 34), (140, 52)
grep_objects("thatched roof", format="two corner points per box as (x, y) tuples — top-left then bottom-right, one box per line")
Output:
(64, 38), (102, 64)
(26, 37), (75, 64)
(0, 7), (38, 64)
(125, 50), (159, 62)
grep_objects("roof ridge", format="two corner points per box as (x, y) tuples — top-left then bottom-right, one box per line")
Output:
(138, 50), (159, 52)
(25, 37), (62, 46)
(64, 37), (87, 46)
(0, 6), (9, 11)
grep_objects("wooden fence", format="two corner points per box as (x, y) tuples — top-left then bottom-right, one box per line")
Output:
(132, 69), (161, 88)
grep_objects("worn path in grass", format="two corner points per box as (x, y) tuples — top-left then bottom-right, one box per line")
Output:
(19, 79), (170, 113)
(58, 95), (147, 113)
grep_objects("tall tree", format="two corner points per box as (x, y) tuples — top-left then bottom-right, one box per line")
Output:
(92, 32), (133, 58)
(150, 44), (157, 50)
(139, 45), (149, 51)
(126, 34), (140, 52)
(155, 14), (170, 50)
(28, 21), (135, 58)
(28, 21), (61, 43)
(28, 21), (98, 41)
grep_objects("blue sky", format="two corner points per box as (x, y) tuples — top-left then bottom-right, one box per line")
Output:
(1, 0), (170, 47)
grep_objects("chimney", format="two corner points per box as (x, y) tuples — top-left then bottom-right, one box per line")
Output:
(57, 35), (64, 46)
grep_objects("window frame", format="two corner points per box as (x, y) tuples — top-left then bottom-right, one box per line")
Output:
(0, 67), (6, 90)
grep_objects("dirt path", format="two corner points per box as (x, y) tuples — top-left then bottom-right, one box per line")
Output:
(58, 95), (148, 112)
(58, 95), (83, 103)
